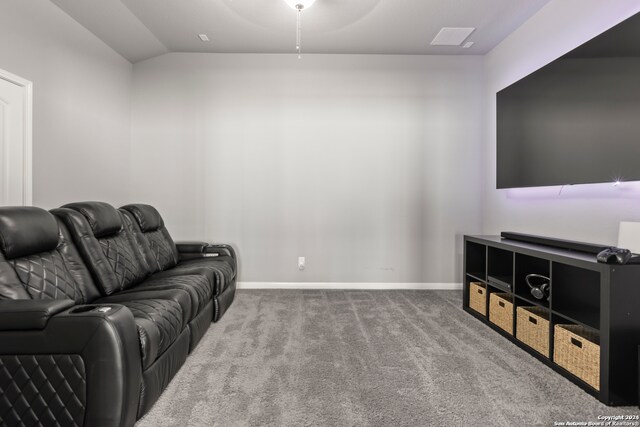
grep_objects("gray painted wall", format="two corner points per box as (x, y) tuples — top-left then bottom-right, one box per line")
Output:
(4, 0), (637, 284)
(131, 53), (484, 283)
(0, 1), (133, 208)
(482, 0), (640, 245)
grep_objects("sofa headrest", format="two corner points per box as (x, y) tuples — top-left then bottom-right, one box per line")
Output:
(62, 202), (122, 238)
(0, 207), (60, 259)
(120, 204), (163, 232)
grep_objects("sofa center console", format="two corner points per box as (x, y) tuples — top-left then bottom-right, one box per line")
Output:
(463, 234), (640, 406)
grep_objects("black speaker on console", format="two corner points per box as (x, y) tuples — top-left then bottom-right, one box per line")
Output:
(501, 232), (610, 254)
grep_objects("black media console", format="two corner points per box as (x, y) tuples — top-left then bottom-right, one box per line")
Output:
(463, 234), (640, 406)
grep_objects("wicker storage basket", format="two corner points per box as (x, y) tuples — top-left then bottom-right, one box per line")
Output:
(554, 324), (600, 390)
(469, 282), (486, 316)
(516, 306), (550, 357)
(489, 293), (513, 334)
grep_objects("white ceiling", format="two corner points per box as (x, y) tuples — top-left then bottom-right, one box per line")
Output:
(51, 0), (552, 63)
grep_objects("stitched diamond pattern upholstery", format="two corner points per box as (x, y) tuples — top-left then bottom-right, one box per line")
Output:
(99, 234), (147, 292)
(120, 299), (183, 357)
(176, 257), (235, 294)
(183, 255), (236, 280)
(0, 355), (86, 427)
(146, 230), (177, 271)
(133, 275), (213, 315)
(181, 276), (213, 311)
(10, 251), (82, 303)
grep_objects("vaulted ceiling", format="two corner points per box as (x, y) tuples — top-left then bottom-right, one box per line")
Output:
(51, 0), (552, 63)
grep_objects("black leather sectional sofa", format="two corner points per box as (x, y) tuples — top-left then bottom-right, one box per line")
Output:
(0, 202), (237, 426)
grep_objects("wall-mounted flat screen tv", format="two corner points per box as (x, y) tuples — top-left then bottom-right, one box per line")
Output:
(496, 11), (640, 189)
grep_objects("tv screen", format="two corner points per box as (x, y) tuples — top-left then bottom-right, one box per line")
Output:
(496, 12), (640, 189)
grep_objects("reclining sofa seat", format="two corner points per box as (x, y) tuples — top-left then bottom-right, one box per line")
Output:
(120, 204), (237, 321)
(0, 207), (189, 426)
(51, 202), (215, 417)
(52, 202), (214, 352)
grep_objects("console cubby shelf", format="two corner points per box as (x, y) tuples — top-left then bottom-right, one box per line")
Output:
(463, 235), (640, 406)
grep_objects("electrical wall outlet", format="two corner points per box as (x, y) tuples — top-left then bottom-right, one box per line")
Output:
(298, 256), (305, 271)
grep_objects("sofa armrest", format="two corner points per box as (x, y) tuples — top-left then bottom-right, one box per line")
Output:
(0, 299), (75, 331)
(176, 241), (236, 259)
(0, 303), (142, 427)
(175, 240), (209, 253)
(205, 244), (236, 259)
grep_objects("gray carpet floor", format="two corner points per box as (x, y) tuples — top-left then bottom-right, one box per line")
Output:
(137, 290), (638, 426)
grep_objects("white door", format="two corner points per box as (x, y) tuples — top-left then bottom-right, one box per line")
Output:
(0, 70), (32, 206)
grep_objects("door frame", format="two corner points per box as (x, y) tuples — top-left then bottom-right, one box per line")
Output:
(0, 68), (32, 206)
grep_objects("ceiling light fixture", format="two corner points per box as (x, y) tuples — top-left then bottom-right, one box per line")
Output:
(284, 0), (316, 59)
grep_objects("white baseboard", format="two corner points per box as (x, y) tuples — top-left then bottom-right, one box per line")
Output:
(237, 282), (462, 290)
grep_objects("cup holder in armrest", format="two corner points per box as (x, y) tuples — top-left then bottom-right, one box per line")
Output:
(69, 305), (113, 314)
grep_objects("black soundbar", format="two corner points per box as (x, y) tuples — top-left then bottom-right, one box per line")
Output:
(500, 232), (611, 255)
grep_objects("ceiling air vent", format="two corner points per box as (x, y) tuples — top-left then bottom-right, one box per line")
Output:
(430, 27), (475, 46)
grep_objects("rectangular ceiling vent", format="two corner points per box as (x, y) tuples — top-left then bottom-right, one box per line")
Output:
(430, 27), (475, 46)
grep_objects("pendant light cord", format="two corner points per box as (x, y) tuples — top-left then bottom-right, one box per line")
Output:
(296, 4), (303, 59)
